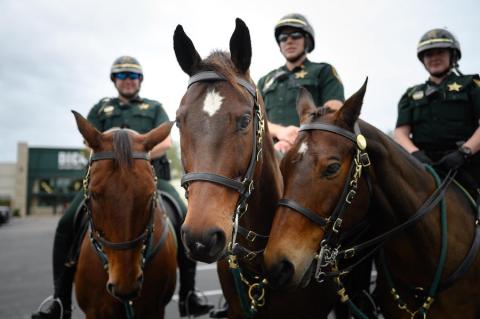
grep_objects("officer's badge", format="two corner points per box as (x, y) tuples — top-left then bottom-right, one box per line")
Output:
(473, 79), (480, 87)
(295, 70), (308, 79)
(447, 82), (462, 92)
(103, 105), (114, 115)
(139, 103), (150, 110)
(412, 90), (424, 100)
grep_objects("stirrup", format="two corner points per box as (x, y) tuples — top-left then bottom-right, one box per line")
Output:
(180, 289), (210, 318)
(35, 295), (64, 319)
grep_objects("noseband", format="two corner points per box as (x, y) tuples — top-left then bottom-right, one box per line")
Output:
(83, 151), (167, 271)
(277, 122), (371, 281)
(180, 71), (265, 251)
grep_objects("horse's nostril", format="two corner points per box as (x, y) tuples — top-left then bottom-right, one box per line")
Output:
(206, 228), (226, 258)
(106, 282), (115, 296)
(137, 274), (144, 286)
(269, 258), (294, 290)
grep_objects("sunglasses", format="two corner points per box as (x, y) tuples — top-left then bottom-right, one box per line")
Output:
(113, 72), (142, 80)
(278, 31), (304, 43)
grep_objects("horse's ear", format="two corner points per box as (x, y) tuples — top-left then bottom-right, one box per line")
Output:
(296, 87), (317, 124)
(336, 77), (368, 128)
(72, 110), (102, 149)
(229, 18), (251, 74)
(143, 121), (175, 152)
(174, 25), (202, 76)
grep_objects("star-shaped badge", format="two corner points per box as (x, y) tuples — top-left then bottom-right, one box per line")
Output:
(447, 82), (462, 92)
(295, 70), (308, 79)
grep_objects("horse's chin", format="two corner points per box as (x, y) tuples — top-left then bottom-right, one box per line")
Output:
(185, 245), (227, 264)
(298, 261), (314, 288)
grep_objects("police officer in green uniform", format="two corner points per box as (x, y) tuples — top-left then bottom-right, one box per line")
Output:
(257, 13), (345, 154)
(32, 56), (213, 319)
(395, 29), (480, 197)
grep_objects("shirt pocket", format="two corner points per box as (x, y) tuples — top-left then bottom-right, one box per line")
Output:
(128, 107), (157, 133)
(410, 99), (430, 123)
(437, 91), (470, 121)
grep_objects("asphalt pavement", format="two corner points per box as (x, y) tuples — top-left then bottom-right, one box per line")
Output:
(0, 216), (223, 319)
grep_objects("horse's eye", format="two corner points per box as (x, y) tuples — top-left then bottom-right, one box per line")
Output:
(175, 119), (180, 129)
(237, 114), (251, 131)
(323, 163), (341, 177)
(90, 192), (99, 200)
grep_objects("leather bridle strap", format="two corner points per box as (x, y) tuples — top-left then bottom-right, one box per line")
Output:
(182, 172), (245, 193)
(278, 199), (330, 227)
(188, 71), (256, 97)
(299, 123), (357, 143)
(90, 151), (150, 162)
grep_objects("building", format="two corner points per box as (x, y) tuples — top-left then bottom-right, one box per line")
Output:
(0, 142), (87, 217)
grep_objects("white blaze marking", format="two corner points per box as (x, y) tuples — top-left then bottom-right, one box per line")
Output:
(203, 89), (224, 116)
(298, 142), (308, 154)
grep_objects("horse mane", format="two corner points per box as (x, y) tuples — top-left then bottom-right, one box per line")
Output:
(112, 129), (133, 168)
(200, 50), (251, 102)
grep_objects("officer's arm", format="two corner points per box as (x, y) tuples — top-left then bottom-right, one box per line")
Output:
(462, 127), (480, 154)
(323, 100), (343, 110)
(149, 135), (172, 160)
(394, 125), (419, 153)
(464, 78), (480, 154)
(319, 65), (345, 110)
(268, 121), (299, 146)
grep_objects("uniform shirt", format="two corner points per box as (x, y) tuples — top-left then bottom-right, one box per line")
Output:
(257, 59), (344, 127)
(396, 73), (480, 151)
(87, 96), (169, 133)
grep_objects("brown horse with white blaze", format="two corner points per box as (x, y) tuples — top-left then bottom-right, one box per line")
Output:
(73, 111), (177, 319)
(173, 18), (344, 319)
(264, 82), (480, 318)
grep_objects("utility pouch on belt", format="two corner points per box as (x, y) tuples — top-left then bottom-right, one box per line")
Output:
(151, 155), (171, 181)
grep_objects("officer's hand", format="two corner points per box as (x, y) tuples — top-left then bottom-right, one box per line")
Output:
(411, 150), (433, 165)
(276, 126), (299, 145)
(436, 150), (468, 171)
(274, 140), (293, 154)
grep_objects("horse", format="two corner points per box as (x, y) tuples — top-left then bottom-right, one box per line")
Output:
(173, 18), (343, 319)
(263, 82), (480, 318)
(72, 111), (177, 319)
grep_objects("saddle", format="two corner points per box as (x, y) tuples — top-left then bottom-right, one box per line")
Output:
(65, 190), (185, 267)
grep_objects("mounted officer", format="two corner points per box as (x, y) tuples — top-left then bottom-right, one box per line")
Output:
(32, 56), (213, 319)
(394, 29), (480, 199)
(257, 13), (345, 154)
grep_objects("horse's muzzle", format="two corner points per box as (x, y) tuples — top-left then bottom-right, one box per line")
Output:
(181, 225), (226, 263)
(106, 274), (143, 302)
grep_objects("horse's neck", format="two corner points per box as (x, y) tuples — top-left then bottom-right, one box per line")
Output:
(367, 129), (446, 273)
(241, 130), (282, 237)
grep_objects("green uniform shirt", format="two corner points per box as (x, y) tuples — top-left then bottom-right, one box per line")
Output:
(87, 96), (169, 133)
(396, 73), (480, 150)
(257, 59), (344, 127)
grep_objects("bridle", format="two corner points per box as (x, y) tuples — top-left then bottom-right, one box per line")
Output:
(82, 150), (168, 272)
(180, 71), (265, 253)
(277, 122), (371, 282)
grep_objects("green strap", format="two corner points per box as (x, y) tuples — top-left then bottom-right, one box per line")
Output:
(124, 301), (135, 319)
(228, 255), (256, 318)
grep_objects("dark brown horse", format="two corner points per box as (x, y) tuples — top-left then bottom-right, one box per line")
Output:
(173, 18), (341, 319)
(264, 83), (480, 318)
(72, 112), (177, 319)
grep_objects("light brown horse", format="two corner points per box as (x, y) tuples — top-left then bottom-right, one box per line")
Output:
(264, 83), (480, 318)
(72, 111), (177, 319)
(173, 18), (342, 319)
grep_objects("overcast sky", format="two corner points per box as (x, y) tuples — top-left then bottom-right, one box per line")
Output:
(0, 0), (479, 162)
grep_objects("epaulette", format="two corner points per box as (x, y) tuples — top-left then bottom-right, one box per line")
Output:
(97, 97), (114, 114)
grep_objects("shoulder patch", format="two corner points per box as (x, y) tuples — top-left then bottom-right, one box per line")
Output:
(331, 66), (342, 84)
(412, 90), (424, 100)
(474, 78), (480, 87)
